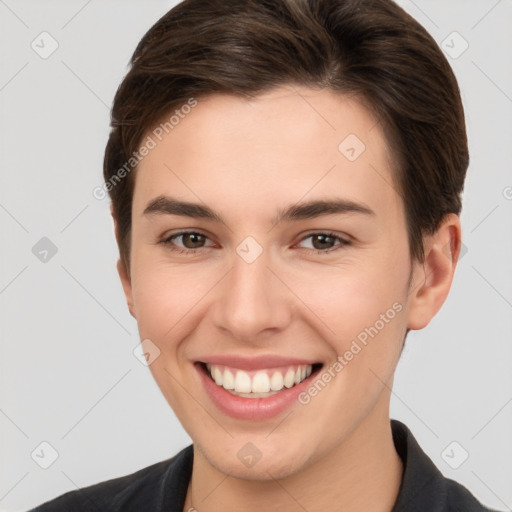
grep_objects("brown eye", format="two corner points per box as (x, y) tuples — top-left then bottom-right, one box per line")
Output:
(297, 232), (350, 253)
(311, 234), (336, 250)
(180, 232), (206, 248)
(161, 231), (214, 253)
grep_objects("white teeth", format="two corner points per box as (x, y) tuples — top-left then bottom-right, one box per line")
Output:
(270, 371), (284, 391)
(227, 389), (280, 398)
(223, 369), (235, 389)
(213, 367), (223, 386)
(234, 371), (252, 393)
(284, 369), (295, 388)
(251, 372), (270, 393)
(206, 363), (315, 394)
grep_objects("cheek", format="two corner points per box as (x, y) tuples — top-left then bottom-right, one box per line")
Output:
(289, 252), (408, 371)
(295, 255), (406, 328)
(130, 260), (205, 343)
(129, 264), (208, 414)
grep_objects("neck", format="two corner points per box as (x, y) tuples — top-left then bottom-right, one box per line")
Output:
(184, 396), (403, 512)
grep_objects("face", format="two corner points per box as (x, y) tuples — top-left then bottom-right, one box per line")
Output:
(118, 85), (422, 480)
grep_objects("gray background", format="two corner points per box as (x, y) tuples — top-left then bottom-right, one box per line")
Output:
(0, 1), (511, 511)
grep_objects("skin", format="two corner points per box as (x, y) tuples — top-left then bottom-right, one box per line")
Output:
(115, 85), (461, 512)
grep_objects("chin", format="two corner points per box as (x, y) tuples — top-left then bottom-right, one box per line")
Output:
(198, 438), (313, 482)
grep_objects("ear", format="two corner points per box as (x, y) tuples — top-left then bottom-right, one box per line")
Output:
(407, 213), (462, 330)
(117, 258), (136, 319)
(111, 205), (136, 319)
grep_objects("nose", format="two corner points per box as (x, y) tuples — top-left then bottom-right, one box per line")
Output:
(212, 247), (292, 342)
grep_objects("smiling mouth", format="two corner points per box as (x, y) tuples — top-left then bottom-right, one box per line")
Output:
(197, 361), (323, 398)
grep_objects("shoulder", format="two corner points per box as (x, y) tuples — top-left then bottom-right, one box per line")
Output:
(390, 420), (500, 512)
(29, 444), (193, 512)
(443, 478), (501, 512)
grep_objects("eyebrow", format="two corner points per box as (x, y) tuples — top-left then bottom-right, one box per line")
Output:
(142, 195), (375, 225)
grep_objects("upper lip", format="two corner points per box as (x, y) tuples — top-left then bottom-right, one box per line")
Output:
(197, 354), (320, 371)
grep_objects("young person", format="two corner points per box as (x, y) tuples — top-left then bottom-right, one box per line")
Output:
(32, 0), (501, 510)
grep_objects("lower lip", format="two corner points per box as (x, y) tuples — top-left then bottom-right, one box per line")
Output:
(196, 363), (321, 420)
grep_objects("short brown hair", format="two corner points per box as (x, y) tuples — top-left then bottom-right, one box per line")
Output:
(104, 0), (469, 273)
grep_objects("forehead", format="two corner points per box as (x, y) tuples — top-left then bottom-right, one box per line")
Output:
(133, 85), (402, 222)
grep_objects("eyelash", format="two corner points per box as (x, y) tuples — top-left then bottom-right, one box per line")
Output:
(159, 230), (351, 256)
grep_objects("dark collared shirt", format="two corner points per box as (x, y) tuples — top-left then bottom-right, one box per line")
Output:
(31, 419), (500, 511)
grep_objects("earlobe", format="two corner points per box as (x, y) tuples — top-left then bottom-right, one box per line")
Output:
(116, 258), (136, 319)
(407, 214), (461, 330)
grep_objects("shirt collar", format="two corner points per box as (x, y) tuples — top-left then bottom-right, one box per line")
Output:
(391, 419), (450, 511)
(160, 419), (477, 512)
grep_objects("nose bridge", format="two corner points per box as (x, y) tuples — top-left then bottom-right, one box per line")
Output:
(212, 240), (290, 339)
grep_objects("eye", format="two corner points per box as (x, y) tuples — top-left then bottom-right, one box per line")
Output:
(160, 231), (214, 254)
(297, 232), (350, 253)
(159, 230), (350, 256)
